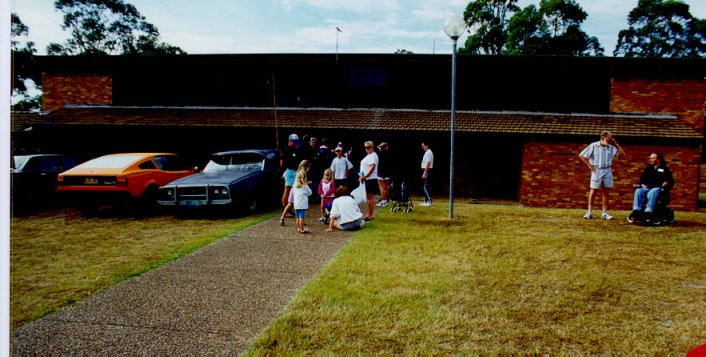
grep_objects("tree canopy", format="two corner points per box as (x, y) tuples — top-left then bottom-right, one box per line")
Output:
(506, 0), (603, 56)
(614, 0), (706, 57)
(461, 0), (520, 55)
(11, 13), (41, 111)
(47, 0), (185, 55)
(461, 0), (603, 56)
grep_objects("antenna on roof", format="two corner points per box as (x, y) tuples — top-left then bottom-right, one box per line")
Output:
(336, 27), (342, 64)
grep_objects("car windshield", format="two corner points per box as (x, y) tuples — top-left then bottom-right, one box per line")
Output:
(13, 156), (30, 170)
(80, 155), (143, 169)
(203, 153), (264, 172)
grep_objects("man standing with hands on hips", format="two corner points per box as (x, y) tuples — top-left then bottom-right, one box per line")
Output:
(420, 142), (434, 207)
(578, 130), (625, 220)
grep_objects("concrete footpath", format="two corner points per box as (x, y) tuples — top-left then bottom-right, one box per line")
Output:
(12, 211), (354, 355)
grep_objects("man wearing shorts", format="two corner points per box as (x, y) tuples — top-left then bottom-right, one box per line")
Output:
(578, 130), (625, 220)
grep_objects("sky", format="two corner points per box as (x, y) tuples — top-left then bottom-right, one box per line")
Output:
(10, 0), (706, 56)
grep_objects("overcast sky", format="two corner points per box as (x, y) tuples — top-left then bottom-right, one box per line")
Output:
(10, 0), (706, 55)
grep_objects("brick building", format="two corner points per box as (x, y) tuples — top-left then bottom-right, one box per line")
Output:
(11, 54), (706, 210)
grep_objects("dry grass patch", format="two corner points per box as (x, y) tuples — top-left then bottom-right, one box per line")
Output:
(11, 208), (274, 330)
(246, 202), (706, 354)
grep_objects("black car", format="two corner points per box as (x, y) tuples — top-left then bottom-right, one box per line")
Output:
(12, 154), (81, 206)
(158, 149), (280, 212)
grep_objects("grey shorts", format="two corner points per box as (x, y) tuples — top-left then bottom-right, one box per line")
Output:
(590, 168), (613, 189)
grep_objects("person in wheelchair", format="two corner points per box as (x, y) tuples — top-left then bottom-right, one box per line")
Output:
(628, 152), (675, 225)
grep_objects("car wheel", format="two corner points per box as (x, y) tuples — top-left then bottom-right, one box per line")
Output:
(139, 185), (161, 213)
(241, 192), (259, 214)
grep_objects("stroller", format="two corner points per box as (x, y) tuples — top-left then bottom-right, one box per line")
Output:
(389, 176), (414, 213)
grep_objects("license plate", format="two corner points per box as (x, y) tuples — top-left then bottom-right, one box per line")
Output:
(182, 200), (202, 206)
(84, 177), (99, 185)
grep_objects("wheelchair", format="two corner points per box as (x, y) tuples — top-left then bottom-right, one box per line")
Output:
(627, 186), (675, 226)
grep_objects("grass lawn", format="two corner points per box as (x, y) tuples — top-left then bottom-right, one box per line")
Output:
(246, 201), (706, 354)
(10, 208), (275, 330)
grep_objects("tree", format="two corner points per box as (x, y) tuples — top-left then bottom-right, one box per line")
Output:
(460, 0), (520, 55)
(11, 13), (41, 111)
(614, 0), (706, 57)
(47, 0), (185, 55)
(394, 49), (414, 54)
(506, 0), (604, 56)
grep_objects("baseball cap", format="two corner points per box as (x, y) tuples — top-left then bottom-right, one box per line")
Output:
(288, 133), (299, 141)
(335, 146), (343, 151)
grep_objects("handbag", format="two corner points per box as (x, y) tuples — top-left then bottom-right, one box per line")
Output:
(351, 182), (367, 205)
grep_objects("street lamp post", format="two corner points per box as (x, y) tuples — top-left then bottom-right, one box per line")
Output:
(444, 15), (466, 220)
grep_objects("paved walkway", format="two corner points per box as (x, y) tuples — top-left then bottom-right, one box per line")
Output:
(12, 211), (354, 355)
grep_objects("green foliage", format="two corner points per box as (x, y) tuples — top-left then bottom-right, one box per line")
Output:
(614, 0), (706, 57)
(461, 0), (520, 55)
(11, 13), (41, 112)
(394, 49), (415, 54)
(461, 0), (602, 56)
(506, 0), (604, 56)
(48, 0), (186, 55)
(11, 13), (36, 54)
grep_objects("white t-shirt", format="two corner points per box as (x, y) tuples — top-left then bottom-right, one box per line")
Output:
(421, 149), (434, 169)
(360, 152), (379, 180)
(329, 195), (363, 224)
(331, 156), (353, 180)
(292, 185), (312, 210)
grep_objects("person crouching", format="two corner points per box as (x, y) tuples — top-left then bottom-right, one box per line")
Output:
(325, 186), (365, 232)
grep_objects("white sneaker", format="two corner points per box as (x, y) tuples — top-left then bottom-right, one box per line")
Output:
(600, 212), (613, 220)
(583, 211), (592, 219)
(376, 200), (389, 207)
(419, 202), (432, 207)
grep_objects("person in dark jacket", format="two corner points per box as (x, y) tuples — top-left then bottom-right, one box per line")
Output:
(629, 152), (674, 222)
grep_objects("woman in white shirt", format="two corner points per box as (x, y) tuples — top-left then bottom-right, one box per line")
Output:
(358, 141), (379, 220)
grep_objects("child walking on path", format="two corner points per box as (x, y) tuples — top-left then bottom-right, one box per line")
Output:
(292, 169), (312, 233)
(318, 169), (336, 222)
(279, 160), (311, 226)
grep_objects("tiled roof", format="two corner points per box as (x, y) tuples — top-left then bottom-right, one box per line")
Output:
(13, 106), (704, 140)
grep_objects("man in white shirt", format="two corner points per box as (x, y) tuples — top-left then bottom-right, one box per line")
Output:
(325, 187), (365, 232)
(578, 130), (625, 220)
(420, 142), (434, 206)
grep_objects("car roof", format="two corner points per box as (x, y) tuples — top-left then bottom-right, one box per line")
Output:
(212, 149), (278, 157)
(13, 154), (69, 159)
(97, 153), (177, 158)
(75, 153), (177, 168)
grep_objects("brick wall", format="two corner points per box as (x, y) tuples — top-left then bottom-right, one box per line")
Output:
(520, 142), (702, 211)
(610, 79), (706, 135)
(42, 74), (113, 111)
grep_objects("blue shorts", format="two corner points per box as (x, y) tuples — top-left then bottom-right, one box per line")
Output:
(284, 169), (296, 187)
(294, 209), (307, 219)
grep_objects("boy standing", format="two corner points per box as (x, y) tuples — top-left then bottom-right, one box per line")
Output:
(578, 130), (625, 219)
